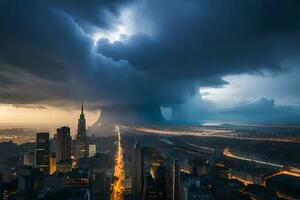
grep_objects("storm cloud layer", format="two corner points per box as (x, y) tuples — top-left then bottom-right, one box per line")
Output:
(1, 0), (300, 122)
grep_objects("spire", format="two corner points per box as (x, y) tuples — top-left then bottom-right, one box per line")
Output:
(81, 101), (84, 115)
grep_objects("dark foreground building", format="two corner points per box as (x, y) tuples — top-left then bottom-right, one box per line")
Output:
(35, 132), (50, 174)
(56, 126), (71, 162)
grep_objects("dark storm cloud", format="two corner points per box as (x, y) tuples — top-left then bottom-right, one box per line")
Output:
(0, 0), (300, 121)
(98, 0), (300, 80)
(0, 0), (139, 106)
(49, 0), (133, 32)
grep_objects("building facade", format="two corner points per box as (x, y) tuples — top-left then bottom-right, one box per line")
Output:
(49, 152), (56, 175)
(56, 126), (71, 162)
(24, 151), (34, 166)
(76, 102), (88, 160)
(35, 132), (50, 174)
(88, 144), (96, 157)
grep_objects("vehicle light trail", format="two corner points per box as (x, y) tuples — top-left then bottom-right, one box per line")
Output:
(262, 169), (300, 187)
(121, 126), (300, 143)
(223, 148), (284, 168)
(224, 148), (300, 176)
(229, 175), (253, 186)
(111, 125), (125, 200)
(224, 148), (300, 186)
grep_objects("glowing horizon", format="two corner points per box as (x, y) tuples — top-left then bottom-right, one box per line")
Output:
(0, 104), (99, 126)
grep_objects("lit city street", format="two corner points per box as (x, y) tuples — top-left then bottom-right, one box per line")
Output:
(111, 125), (125, 200)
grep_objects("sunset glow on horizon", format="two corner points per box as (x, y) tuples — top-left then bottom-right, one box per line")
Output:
(0, 104), (99, 126)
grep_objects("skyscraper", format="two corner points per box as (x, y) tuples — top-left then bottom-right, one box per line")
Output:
(56, 126), (71, 162)
(132, 142), (143, 200)
(24, 151), (34, 166)
(156, 165), (166, 200)
(88, 144), (96, 157)
(76, 101), (88, 160)
(35, 132), (50, 174)
(173, 160), (180, 200)
(49, 152), (56, 175)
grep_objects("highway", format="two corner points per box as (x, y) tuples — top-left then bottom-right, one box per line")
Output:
(122, 126), (300, 143)
(223, 148), (300, 178)
(111, 125), (125, 200)
(223, 148), (284, 168)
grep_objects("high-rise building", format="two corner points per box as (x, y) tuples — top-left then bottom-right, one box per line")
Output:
(156, 165), (166, 200)
(144, 175), (158, 200)
(173, 160), (181, 200)
(56, 126), (71, 162)
(23, 151), (34, 166)
(52, 133), (57, 152)
(76, 102), (88, 160)
(64, 170), (90, 188)
(49, 152), (56, 175)
(165, 160), (174, 200)
(132, 142), (143, 200)
(88, 144), (96, 157)
(56, 160), (72, 173)
(18, 166), (43, 192)
(35, 132), (50, 173)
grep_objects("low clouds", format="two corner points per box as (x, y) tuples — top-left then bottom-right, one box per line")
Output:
(171, 97), (300, 122)
(215, 98), (300, 122)
(0, 0), (300, 122)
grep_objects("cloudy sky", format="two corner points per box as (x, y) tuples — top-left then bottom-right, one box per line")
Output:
(0, 0), (300, 124)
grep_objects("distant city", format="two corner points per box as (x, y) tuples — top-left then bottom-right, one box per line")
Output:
(0, 102), (299, 200)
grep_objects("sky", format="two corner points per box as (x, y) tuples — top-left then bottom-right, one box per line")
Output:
(0, 0), (300, 124)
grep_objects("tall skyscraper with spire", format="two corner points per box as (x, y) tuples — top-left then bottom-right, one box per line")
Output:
(76, 101), (88, 160)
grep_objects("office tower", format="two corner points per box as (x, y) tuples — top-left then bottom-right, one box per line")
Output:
(165, 161), (174, 200)
(156, 165), (166, 200)
(173, 160), (180, 200)
(49, 152), (56, 174)
(56, 126), (71, 162)
(92, 172), (106, 200)
(144, 175), (158, 200)
(56, 160), (72, 173)
(52, 133), (57, 152)
(64, 170), (90, 188)
(76, 102), (88, 160)
(35, 132), (50, 173)
(88, 144), (96, 157)
(140, 147), (165, 200)
(18, 166), (43, 192)
(90, 153), (112, 200)
(132, 142), (143, 200)
(23, 151), (34, 166)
